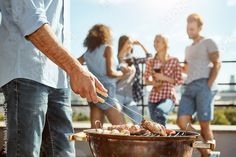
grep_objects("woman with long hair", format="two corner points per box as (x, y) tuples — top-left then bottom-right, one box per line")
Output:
(144, 34), (183, 126)
(116, 35), (151, 124)
(78, 24), (125, 128)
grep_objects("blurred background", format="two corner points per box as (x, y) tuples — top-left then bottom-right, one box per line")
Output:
(0, 0), (236, 124)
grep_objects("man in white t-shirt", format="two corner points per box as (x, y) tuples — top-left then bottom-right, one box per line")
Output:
(177, 13), (221, 157)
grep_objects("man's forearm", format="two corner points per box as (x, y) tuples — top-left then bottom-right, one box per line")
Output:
(27, 24), (82, 76)
(208, 62), (221, 87)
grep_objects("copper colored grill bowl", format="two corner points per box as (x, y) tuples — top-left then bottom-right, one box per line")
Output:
(83, 129), (201, 157)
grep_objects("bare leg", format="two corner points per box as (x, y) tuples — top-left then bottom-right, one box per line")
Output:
(176, 115), (195, 131)
(177, 116), (205, 156)
(177, 116), (215, 157)
(105, 108), (125, 125)
(90, 105), (105, 128)
(199, 121), (214, 157)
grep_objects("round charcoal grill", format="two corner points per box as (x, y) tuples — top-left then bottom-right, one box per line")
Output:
(73, 129), (214, 157)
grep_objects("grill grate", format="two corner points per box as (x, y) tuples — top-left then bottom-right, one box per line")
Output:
(131, 131), (189, 137)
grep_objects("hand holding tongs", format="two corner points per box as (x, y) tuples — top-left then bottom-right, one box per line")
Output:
(96, 88), (108, 103)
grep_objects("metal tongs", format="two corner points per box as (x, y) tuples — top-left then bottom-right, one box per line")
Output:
(96, 88), (108, 103)
(95, 88), (145, 124)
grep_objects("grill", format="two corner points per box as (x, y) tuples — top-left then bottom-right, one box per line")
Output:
(70, 127), (214, 157)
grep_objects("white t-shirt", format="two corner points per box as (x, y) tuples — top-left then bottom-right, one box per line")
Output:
(185, 38), (219, 84)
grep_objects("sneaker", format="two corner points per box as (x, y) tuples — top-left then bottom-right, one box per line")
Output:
(209, 151), (220, 157)
(206, 139), (216, 150)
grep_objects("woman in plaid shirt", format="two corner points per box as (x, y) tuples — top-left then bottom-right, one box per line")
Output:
(144, 34), (183, 126)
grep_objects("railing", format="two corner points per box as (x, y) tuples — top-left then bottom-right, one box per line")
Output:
(0, 61), (236, 115)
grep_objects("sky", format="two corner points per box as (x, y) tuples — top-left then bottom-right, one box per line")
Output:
(70, 0), (236, 90)
(0, 0), (235, 90)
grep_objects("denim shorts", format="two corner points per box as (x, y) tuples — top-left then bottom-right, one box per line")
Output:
(178, 78), (216, 121)
(90, 83), (118, 110)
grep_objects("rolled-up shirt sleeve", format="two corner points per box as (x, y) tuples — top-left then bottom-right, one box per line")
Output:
(206, 39), (219, 53)
(10, 0), (48, 36)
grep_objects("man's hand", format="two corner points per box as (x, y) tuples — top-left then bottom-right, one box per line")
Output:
(70, 67), (107, 103)
(207, 81), (213, 89)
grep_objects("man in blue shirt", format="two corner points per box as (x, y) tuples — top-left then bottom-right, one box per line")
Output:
(0, 0), (106, 156)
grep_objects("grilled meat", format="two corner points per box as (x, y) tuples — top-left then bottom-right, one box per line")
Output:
(107, 124), (148, 135)
(141, 120), (167, 136)
(104, 120), (176, 136)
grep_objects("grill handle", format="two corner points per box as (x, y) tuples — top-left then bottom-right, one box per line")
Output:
(192, 140), (215, 150)
(69, 132), (88, 142)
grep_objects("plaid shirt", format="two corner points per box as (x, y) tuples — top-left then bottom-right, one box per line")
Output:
(144, 56), (183, 104)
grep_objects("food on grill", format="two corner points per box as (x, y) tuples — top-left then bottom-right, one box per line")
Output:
(129, 125), (142, 134)
(96, 128), (104, 133)
(141, 120), (167, 136)
(93, 120), (175, 136)
(103, 130), (112, 134)
(111, 129), (120, 135)
(70, 120), (177, 138)
(165, 128), (176, 135)
(107, 124), (149, 135)
(93, 128), (131, 136)
(120, 129), (131, 135)
(107, 124), (132, 131)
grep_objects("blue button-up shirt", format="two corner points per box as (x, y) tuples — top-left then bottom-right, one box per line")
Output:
(0, 0), (70, 88)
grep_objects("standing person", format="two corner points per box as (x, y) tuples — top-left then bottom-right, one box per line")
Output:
(145, 34), (183, 127)
(116, 35), (151, 124)
(78, 24), (125, 128)
(176, 13), (221, 157)
(0, 1), (106, 157)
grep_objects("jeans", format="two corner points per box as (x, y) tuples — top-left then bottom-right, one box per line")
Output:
(116, 94), (142, 124)
(148, 99), (174, 126)
(2, 78), (75, 157)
